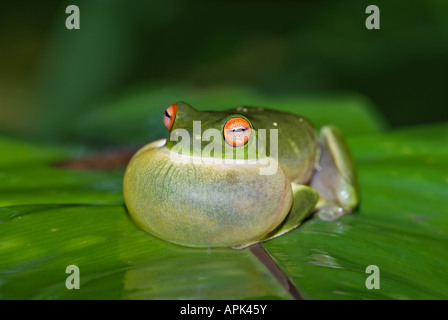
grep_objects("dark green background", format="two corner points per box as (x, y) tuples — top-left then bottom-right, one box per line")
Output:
(0, 0), (447, 146)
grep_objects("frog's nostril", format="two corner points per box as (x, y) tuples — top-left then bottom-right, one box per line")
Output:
(163, 103), (177, 130)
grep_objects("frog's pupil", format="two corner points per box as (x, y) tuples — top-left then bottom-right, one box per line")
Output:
(164, 110), (171, 118)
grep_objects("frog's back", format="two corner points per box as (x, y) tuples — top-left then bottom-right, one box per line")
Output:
(226, 106), (318, 183)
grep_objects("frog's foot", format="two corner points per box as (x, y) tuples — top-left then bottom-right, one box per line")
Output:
(314, 199), (345, 221)
(310, 125), (360, 221)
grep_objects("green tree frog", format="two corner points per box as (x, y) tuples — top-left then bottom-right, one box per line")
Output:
(123, 102), (359, 248)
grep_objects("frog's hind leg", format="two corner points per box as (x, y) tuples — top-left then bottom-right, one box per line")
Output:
(232, 183), (319, 249)
(310, 125), (360, 221)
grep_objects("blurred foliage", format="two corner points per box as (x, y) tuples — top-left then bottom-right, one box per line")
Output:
(0, 0), (447, 145)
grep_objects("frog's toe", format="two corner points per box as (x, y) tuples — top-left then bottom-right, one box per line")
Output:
(316, 204), (346, 221)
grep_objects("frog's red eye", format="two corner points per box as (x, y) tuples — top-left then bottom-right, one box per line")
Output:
(163, 103), (177, 130)
(223, 117), (251, 147)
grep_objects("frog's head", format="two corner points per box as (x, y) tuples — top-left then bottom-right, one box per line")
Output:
(124, 101), (291, 248)
(162, 101), (261, 160)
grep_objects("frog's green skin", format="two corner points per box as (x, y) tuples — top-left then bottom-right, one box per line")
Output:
(123, 102), (359, 248)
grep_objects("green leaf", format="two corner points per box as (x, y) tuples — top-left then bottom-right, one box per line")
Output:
(0, 166), (124, 207)
(0, 136), (69, 167)
(263, 123), (448, 299)
(0, 204), (290, 300)
(1, 97), (446, 300)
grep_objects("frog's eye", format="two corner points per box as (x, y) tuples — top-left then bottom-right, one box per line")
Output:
(223, 117), (251, 147)
(163, 103), (177, 130)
